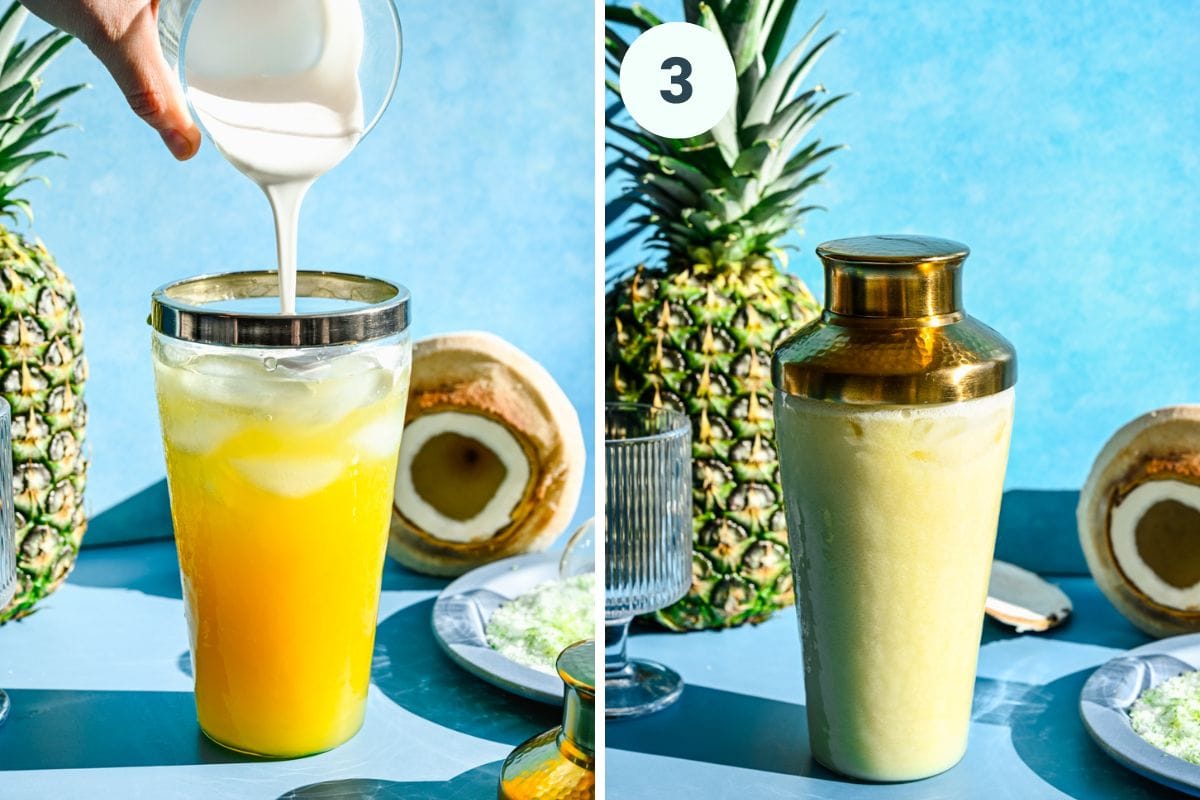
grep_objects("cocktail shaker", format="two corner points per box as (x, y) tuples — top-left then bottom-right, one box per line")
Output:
(772, 235), (1017, 781)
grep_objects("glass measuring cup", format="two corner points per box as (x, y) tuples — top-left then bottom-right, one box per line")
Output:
(158, 0), (402, 146)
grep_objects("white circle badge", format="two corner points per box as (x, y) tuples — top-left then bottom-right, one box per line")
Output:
(618, 22), (737, 140)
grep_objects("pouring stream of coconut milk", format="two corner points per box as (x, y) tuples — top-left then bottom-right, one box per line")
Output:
(184, 0), (365, 314)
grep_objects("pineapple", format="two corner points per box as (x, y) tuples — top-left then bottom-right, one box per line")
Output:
(606, 1), (843, 630)
(0, 3), (88, 623)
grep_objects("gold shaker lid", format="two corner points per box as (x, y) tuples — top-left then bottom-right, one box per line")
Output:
(772, 235), (1016, 405)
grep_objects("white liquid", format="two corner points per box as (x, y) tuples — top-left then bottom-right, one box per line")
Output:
(185, 0), (365, 313)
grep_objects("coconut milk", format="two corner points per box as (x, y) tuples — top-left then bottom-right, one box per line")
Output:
(775, 388), (1014, 781)
(185, 0), (365, 313)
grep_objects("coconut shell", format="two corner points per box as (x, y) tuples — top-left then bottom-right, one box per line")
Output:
(389, 331), (586, 576)
(1078, 405), (1200, 638)
(985, 560), (1072, 633)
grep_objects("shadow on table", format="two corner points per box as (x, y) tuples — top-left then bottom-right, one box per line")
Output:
(277, 761), (503, 799)
(372, 598), (556, 746)
(83, 480), (175, 548)
(1008, 668), (1169, 799)
(979, 578), (1151, 651)
(608, 677), (1172, 796)
(68, 537), (183, 599)
(0, 688), (255, 770)
(606, 684), (828, 778)
(380, 560), (451, 593)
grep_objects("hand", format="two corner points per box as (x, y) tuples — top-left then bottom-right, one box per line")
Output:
(19, 0), (201, 160)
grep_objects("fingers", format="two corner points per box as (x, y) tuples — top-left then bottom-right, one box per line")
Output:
(87, 4), (202, 160)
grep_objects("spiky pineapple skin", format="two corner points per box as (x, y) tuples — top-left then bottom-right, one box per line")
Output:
(0, 227), (88, 622)
(606, 255), (819, 630)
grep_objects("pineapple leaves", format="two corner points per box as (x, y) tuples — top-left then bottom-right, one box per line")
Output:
(709, 108), (741, 166)
(723, 0), (769, 76)
(0, 78), (33, 121)
(652, 155), (717, 193)
(605, 26), (631, 63)
(0, 4), (85, 221)
(782, 140), (842, 178)
(743, 15), (826, 128)
(695, 3), (726, 41)
(779, 32), (838, 108)
(605, 0), (843, 266)
(0, 3), (28, 69)
(25, 83), (87, 121)
(731, 140), (775, 177)
(0, 196), (31, 224)
(0, 31), (70, 93)
(778, 92), (848, 156)
(605, 4), (664, 31)
(761, 0), (800, 69)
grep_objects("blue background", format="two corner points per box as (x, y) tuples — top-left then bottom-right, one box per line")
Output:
(16, 2), (595, 538)
(608, 0), (1200, 493)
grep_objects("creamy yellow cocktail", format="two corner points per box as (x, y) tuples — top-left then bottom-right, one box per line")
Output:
(153, 334), (409, 757)
(776, 388), (1014, 781)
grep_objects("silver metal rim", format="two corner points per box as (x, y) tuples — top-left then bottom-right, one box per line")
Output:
(150, 271), (411, 347)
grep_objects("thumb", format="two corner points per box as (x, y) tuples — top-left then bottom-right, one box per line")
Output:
(89, 6), (201, 160)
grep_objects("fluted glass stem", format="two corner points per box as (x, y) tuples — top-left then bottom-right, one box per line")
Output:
(605, 618), (633, 679)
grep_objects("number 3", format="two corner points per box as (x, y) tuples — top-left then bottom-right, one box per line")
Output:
(660, 56), (693, 104)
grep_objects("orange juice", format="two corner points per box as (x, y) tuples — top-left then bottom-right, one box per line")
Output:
(153, 336), (409, 757)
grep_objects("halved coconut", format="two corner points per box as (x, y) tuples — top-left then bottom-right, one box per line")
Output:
(389, 332), (585, 576)
(1078, 406), (1200, 637)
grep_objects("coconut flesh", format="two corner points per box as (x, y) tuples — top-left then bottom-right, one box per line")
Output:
(1111, 480), (1200, 609)
(1078, 406), (1200, 637)
(396, 411), (532, 543)
(389, 331), (586, 576)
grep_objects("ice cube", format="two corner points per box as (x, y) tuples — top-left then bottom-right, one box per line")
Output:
(177, 357), (315, 414)
(159, 350), (401, 423)
(165, 413), (242, 454)
(230, 455), (345, 497)
(348, 415), (404, 460)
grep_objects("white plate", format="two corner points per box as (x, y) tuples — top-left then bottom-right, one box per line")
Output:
(431, 553), (564, 705)
(1080, 632), (1200, 796)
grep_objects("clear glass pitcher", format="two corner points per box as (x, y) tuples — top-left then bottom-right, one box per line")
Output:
(157, 0), (402, 141)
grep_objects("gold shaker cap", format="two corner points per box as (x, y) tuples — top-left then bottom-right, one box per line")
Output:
(772, 235), (1016, 405)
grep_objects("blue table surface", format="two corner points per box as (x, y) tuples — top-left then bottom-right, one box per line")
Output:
(607, 490), (1186, 799)
(0, 534), (562, 799)
(0, 489), (1190, 799)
